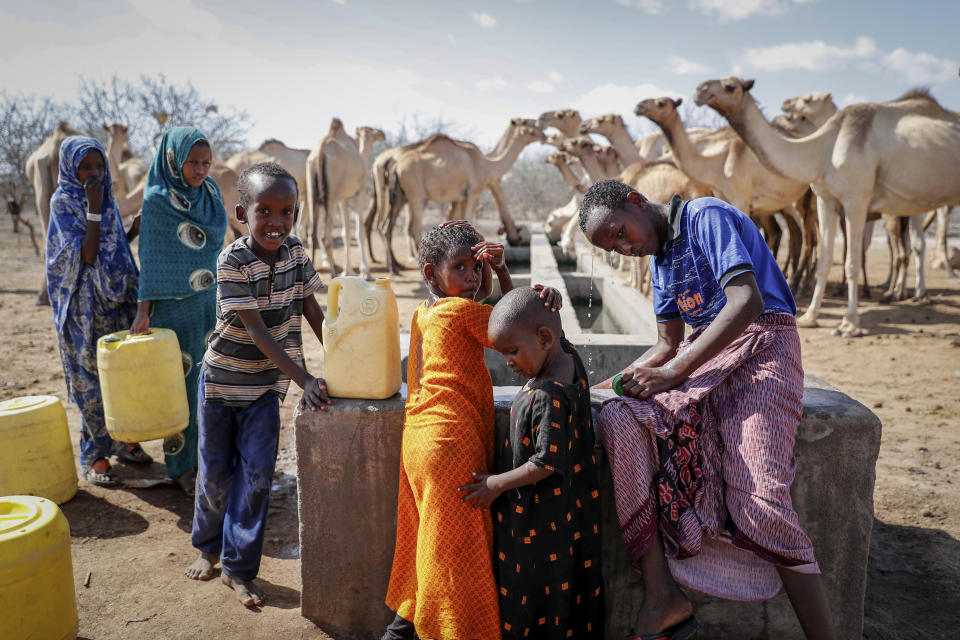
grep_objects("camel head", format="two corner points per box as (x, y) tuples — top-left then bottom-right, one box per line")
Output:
(596, 145), (619, 163)
(544, 151), (577, 168)
(771, 112), (818, 138)
(510, 117), (538, 129)
(558, 136), (595, 157)
(328, 118), (345, 136)
(356, 126), (386, 146)
(102, 123), (129, 145)
(511, 125), (546, 146)
(780, 92), (836, 125)
(578, 113), (624, 136)
(634, 97), (682, 125)
(693, 77), (755, 118)
(536, 109), (580, 131)
(543, 132), (567, 149)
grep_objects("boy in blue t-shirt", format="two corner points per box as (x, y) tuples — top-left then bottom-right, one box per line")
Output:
(577, 180), (836, 640)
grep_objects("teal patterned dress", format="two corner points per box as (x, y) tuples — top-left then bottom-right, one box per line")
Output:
(139, 127), (226, 482)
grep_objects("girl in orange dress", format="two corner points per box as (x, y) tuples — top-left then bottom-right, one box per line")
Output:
(383, 222), (559, 640)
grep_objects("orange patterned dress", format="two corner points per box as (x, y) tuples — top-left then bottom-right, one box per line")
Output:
(386, 296), (501, 640)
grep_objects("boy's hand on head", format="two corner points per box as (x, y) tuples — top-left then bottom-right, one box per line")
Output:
(83, 176), (104, 214)
(472, 241), (505, 269)
(620, 364), (682, 400)
(531, 284), (563, 312)
(299, 376), (333, 412)
(457, 472), (502, 509)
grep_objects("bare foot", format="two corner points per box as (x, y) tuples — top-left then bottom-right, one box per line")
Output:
(184, 552), (218, 581)
(222, 573), (265, 607)
(632, 590), (694, 636)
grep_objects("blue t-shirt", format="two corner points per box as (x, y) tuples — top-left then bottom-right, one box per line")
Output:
(651, 196), (796, 328)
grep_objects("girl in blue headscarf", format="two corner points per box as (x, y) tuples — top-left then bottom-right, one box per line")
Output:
(130, 126), (227, 495)
(46, 135), (142, 487)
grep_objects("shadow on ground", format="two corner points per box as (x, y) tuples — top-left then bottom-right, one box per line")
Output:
(864, 518), (960, 639)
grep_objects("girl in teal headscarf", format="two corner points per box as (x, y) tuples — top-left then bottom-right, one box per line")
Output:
(131, 126), (227, 494)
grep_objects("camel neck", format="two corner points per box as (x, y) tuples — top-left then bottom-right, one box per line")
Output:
(727, 95), (825, 184)
(605, 125), (640, 165)
(657, 114), (719, 186)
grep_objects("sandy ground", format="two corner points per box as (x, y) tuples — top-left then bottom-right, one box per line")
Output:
(2, 211), (958, 639)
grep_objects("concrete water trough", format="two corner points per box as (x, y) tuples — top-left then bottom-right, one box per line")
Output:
(294, 230), (881, 639)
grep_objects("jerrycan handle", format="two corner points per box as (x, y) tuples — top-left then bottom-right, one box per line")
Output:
(100, 329), (156, 351)
(326, 281), (343, 322)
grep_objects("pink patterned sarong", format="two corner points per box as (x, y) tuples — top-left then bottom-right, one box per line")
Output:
(599, 314), (819, 601)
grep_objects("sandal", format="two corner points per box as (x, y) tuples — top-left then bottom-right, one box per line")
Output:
(84, 464), (120, 488)
(628, 616), (697, 640)
(176, 469), (198, 497)
(117, 443), (154, 465)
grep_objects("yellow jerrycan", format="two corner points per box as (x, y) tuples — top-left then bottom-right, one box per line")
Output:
(97, 328), (189, 442)
(322, 276), (401, 399)
(0, 396), (77, 504)
(0, 495), (78, 640)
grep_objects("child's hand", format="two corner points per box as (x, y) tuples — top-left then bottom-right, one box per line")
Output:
(299, 376), (333, 412)
(472, 241), (505, 269)
(129, 308), (150, 335)
(619, 364), (683, 400)
(458, 472), (503, 509)
(531, 284), (563, 312)
(84, 176), (104, 215)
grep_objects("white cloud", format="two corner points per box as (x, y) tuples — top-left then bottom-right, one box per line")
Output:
(669, 54), (712, 75)
(733, 36), (957, 86)
(572, 82), (681, 118)
(527, 80), (554, 93)
(688, 0), (810, 22)
(548, 71), (565, 84)
(447, 33), (455, 44)
(615, 0), (663, 14)
(734, 36), (877, 72)
(475, 76), (508, 91)
(469, 12), (497, 28)
(330, 0), (346, 4)
(883, 48), (957, 85)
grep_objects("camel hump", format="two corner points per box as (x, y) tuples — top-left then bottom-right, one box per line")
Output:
(258, 138), (285, 150)
(415, 133), (453, 149)
(893, 87), (938, 104)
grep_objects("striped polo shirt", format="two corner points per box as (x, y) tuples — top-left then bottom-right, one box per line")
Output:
(202, 235), (322, 406)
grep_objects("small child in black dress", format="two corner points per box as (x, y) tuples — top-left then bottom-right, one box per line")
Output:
(459, 287), (605, 639)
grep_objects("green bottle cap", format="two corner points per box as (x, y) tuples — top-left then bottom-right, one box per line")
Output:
(612, 373), (625, 396)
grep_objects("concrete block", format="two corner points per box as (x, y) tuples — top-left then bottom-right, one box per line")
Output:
(296, 375), (880, 639)
(295, 392), (406, 638)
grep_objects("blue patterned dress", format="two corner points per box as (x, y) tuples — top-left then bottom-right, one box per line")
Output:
(46, 136), (139, 472)
(139, 127), (226, 481)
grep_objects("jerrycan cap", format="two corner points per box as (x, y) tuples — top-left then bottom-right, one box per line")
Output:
(102, 336), (123, 344)
(375, 277), (391, 290)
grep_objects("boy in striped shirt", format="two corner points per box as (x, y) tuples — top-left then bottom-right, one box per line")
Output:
(185, 162), (331, 607)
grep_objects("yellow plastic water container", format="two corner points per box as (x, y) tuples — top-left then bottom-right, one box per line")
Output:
(0, 495), (78, 640)
(0, 396), (77, 505)
(97, 328), (189, 442)
(322, 276), (401, 399)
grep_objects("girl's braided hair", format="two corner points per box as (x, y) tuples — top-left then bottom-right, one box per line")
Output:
(417, 224), (480, 271)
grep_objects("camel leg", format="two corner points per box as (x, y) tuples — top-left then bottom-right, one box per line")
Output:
(880, 215), (903, 301)
(781, 206), (803, 282)
(404, 203), (421, 263)
(796, 196), (819, 295)
(836, 196), (871, 337)
(908, 214), (927, 302)
(937, 206), (959, 279)
(559, 213), (580, 258)
(338, 200), (354, 277)
(32, 158), (53, 306)
(354, 194), (372, 281)
(320, 196), (338, 278)
(487, 182), (523, 246)
(798, 193), (841, 329)
(384, 195), (405, 275)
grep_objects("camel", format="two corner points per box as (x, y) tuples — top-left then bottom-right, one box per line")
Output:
(537, 109), (582, 138)
(634, 96), (807, 284)
(579, 114), (641, 165)
(381, 125), (545, 274)
(304, 120), (385, 278)
(25, 121), (87, 305)
(696, 77), (960, 336)
(225, 139), (310, 210)
(364, 118), (535, 269)
(543, 152), (586, 245)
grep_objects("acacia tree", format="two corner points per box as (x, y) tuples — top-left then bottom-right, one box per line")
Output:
(74, 73), (251, 160)
(0, 92), (71, 205)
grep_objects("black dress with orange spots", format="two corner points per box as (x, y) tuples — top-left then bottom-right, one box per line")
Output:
(493, 343), (604, 639)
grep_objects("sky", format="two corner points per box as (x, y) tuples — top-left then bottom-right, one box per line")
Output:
(2, 0), (958, 153)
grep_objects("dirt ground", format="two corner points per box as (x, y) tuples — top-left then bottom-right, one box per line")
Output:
(2, 211), (958, 639)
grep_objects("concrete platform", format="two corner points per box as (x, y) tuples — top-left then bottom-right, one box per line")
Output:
(295, 375), (880, 639)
